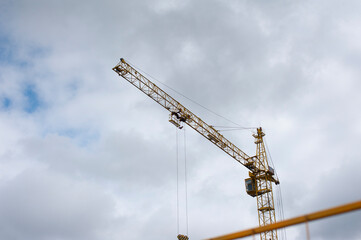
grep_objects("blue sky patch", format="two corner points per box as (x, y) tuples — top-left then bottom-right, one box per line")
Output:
(56, 128), (100, 147)
(1, 97), (12, 109)
(23, 85), (41, 113)
(0, 34), (19, 65)
(0, 32), (49, 67)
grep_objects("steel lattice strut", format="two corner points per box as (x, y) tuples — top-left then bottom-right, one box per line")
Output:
(113, 58), (280, 240)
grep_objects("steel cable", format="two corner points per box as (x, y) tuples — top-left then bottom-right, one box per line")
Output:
(125, 59), (253, 130)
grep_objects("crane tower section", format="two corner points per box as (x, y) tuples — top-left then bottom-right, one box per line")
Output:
(254, 128), (277, 240)
(113, 58), (280, 240)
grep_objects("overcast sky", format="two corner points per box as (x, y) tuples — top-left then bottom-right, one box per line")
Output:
(1, 0), (361, 240)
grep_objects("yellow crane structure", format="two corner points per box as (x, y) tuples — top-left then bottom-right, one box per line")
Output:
(113, 58), (280, 240)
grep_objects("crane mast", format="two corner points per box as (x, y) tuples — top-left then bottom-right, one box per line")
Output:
(113, 58), (280, 240)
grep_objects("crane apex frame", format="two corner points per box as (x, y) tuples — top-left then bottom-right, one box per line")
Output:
(113, 58), (280, 240)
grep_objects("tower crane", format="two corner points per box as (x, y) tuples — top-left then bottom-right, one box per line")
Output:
(113, 58), (280, 240)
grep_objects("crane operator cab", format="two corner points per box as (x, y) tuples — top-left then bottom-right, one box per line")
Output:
(245, 177), (257, 197)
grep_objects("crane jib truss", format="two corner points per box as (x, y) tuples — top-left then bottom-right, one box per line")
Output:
(113, 58), (280, 240)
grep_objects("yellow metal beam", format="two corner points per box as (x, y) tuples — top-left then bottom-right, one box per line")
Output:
(113, 58), (278, 238)
(112, 58), (254, 169)
(206, 200), (361, 240)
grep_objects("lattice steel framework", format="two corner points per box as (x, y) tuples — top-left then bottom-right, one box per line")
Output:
(113, 58), (279, 240)
(254, 128), (278, 240)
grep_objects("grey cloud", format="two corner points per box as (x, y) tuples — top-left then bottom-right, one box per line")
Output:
(1, 0), (361, 239)
(0, 168), (116, 240)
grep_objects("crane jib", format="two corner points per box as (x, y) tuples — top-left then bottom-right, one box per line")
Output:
(112, 59), (256, 171)
(113, 58), (280, 240)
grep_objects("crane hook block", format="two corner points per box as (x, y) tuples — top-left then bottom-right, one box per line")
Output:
(177, 234), (189, 240)
(169, 113), (183, 129)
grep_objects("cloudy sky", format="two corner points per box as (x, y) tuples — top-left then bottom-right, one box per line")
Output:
(1, 0), (361, 240)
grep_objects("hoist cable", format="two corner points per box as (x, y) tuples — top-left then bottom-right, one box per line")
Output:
(278, 186), (287, 240)
(264, 137), (278, 180)
(264, 137), (287, 240)
(218, 129), (253, 132)
(211, 125), (257, 130)
(175, 128), (190, 237)
(184, 128), (189, 236)
(176, 128), (180, 235)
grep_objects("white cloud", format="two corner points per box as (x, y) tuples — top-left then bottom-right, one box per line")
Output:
(0, 0), (360, 239)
